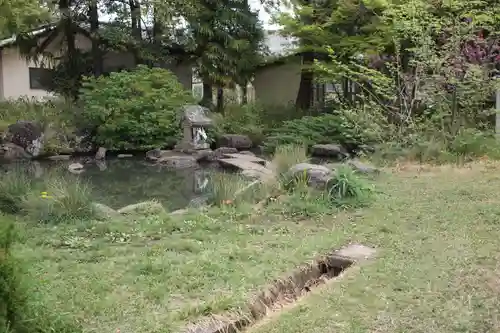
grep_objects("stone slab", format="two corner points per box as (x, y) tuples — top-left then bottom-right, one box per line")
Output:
(218, 158), (273, 176)
(222, 153), (267, 165)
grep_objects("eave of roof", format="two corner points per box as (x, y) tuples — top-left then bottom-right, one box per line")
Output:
(0, 23), (57, 48)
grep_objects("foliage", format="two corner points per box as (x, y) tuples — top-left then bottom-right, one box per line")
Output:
(187, 0), (265, 107)
(372, 128), (500, 165)
(264, 109), (384, 153)
(280, 0), (500, 162)
(22, 176), (95, 223)
(0, 97), (74, 129)
(0, 0), (50, 36)
(0, 97), (81, 154)
(0, 171), (32, 214)
(212, 103), (267, 144)
(212, 102), (307, 146)
(79, 66), (194, 150)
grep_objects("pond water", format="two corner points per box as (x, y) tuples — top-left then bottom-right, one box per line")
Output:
(2, 157), (219, 211)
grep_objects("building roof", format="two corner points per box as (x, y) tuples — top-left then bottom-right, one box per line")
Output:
(0, 24), (56, 48)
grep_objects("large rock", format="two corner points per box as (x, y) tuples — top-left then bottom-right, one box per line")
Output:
(92, 202), (119, 219)
(193, 149), (216, 162)
(146, 148), (163, 161)
(0, 143), (31, 161)
(347, 159), (380, 174)
(311, 144), (349, 159)
(3, 121), (44, 157)
(158, 155), (198, 168)
(117, 201), (166, 215)
(68, 162), (84, 174)
(218, 134), (252, 150)
(214, 147), (238, 156)
(145, 149), (178, 162)
(288, 163), (333, 189)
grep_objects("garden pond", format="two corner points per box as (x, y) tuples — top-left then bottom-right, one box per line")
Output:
(1, 156), (219, 211)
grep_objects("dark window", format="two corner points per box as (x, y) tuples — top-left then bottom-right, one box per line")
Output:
(28, 67), (53, 90)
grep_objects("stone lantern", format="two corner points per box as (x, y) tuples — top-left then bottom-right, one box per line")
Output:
(175, 105), (213, 152)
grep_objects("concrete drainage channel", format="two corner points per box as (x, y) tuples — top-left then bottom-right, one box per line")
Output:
(184, 244), (376, 333)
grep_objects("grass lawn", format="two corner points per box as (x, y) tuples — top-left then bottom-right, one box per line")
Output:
(253, 161), (500, 333)
(14, 161), (500, 333)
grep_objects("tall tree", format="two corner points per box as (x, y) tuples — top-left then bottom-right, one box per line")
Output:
(186, 0), (265, 109)
(280, 0), (388, 108)
(0, 0), (51, 36)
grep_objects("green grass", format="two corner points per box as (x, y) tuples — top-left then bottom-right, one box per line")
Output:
(252, 161), (500, 333)
(12, 160), (500, 333)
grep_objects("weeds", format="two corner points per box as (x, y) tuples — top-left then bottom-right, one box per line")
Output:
(0, 171), (32, 214)
(208, 172), (252, 206)
(22, 176), (95, 223)
(272, 144), (308, 175)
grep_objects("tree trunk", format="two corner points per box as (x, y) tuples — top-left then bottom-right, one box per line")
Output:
(59, 0), (78, 99)
(129, 0), (141, 65)
(89, 0), (102, 77)
(216, 87), (224, 113)
(241, 84), (248, 104)
(295, 52), (314, 111)
(201, 82), (213, 107)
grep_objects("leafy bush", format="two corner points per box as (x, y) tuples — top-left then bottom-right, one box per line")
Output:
(263, 107), (385, 154)
(22, 176), (95, 223)
(212, 103), (266, 145)
(0, 215), (82, 333)
(80, 65), (195, 150)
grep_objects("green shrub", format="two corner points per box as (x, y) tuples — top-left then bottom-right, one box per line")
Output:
(0, 215), (82, 333)
(263, 110), (383, 154)
(0, 171), (32, 214)
(212, 102), (303, 146)
(79, 65), (195, 150)
(22, 176), (95, 223)
(448, 128), (500, 160)
(212, 103), (266, 145)
(280, 164), (374, 214)
(326, 165), (374, 208)
(372, 128), (500, 165)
